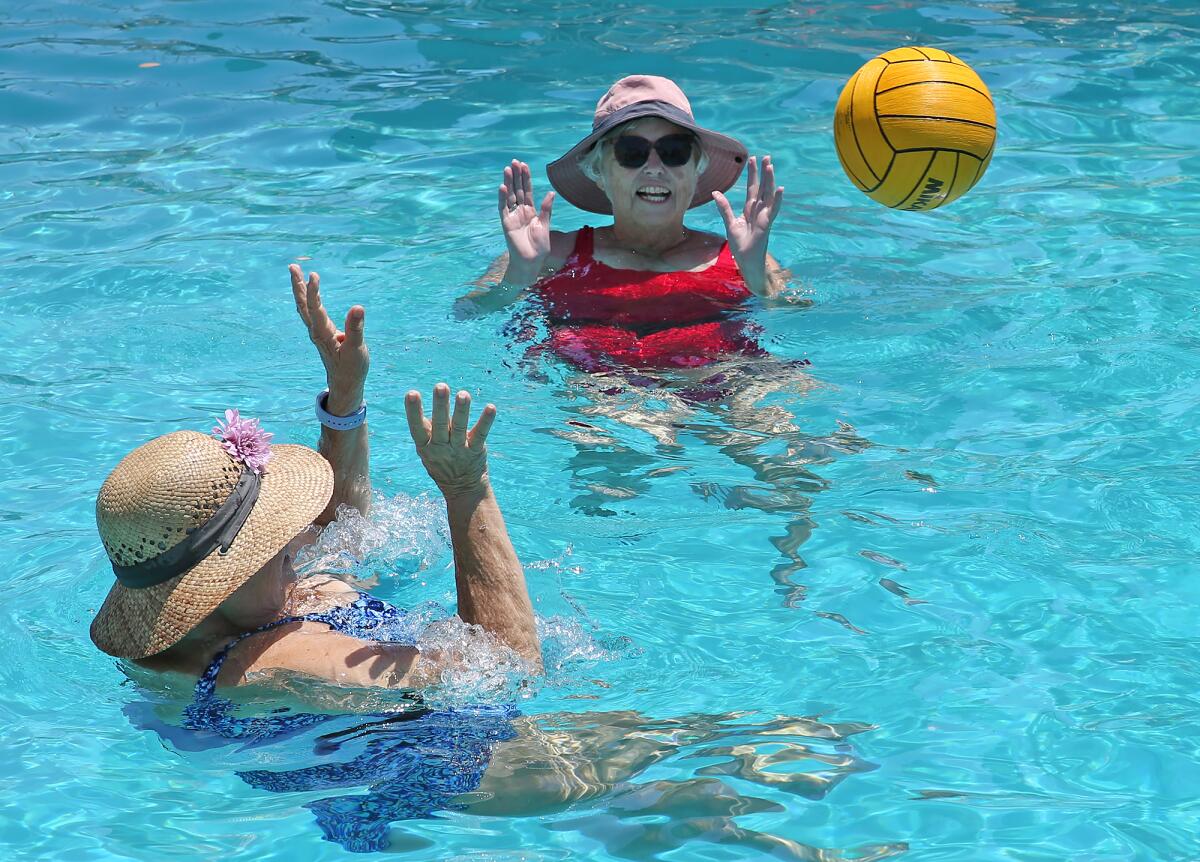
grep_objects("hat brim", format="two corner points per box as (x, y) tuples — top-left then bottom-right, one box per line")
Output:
(546, 100), (749, 215)
(90, 444), (334, 660)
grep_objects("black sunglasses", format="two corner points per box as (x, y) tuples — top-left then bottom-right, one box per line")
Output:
(612, 133), (697, 169)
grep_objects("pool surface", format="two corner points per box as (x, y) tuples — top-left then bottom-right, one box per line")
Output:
(2, 1), (1199, 859)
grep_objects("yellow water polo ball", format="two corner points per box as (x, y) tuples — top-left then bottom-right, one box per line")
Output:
(834, 46), (996, 211)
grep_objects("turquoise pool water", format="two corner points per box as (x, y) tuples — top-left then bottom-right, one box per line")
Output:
(3, 0), (1199, 858)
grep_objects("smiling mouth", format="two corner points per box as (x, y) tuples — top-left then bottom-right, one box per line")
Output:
(637, 186), (671, 203)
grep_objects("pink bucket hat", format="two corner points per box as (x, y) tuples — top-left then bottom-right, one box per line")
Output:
(546, 75), (749, 215)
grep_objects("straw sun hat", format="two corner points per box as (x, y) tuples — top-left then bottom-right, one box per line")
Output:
(90, 413), (333, 660)
(546, 74), (749, 215)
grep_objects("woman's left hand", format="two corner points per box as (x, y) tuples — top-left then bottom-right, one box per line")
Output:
(405, 383), (496, 501)
(712, 155), (785, 273)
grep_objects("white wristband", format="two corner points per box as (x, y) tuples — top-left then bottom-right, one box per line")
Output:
(316, 389), (367, 431)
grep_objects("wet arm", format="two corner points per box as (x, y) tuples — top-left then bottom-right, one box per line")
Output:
(455, 231), (573, 318)
(404, 385), (542, 671)
(444, 484), (542, 670)
(739, 252), (789, 299)
(317, 394), (370, 523)
(226, 624), (437, 689)
(455, 252), (537, 317)
(288, 265), (372, 523)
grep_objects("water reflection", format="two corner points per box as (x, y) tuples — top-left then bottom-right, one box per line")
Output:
(528, 354), (871, 605)
(471, 709), (878, 813)
(456, 709), (894, 859)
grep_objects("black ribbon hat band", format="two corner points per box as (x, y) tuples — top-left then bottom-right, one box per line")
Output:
(591, 99), (693, 133)
(112, 469), (262, 589)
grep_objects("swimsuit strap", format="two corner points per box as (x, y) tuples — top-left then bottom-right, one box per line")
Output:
(536, 227), (592, 284)
(706, 238), (745, 279)
(573, 225), (595, 264)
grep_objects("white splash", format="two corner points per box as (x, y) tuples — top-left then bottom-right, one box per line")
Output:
(285, 493), (628, 706)
(293, 492), (447, 581)
(416, 616), (530, 707)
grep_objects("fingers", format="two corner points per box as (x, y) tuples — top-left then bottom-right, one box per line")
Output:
(289, 264), (311, 325)
(539, 191), (555, 227)
(342, 304), (365, 349)
(407, 383), (491, 449)
(292, 268), (363, 356)
(305, 272), (339, 347)
(513, 160), (526, 208)
(450, 390), (471, 446)
(511, 161), (533, 202)
(501, 162), (518, 212)
(759, 155), (776, 202)
(746, 155), (759, 204)
(501, 160), (536, 219)
(404, 390), (430, 446)
(508, 160), (530, 209)
(520, 161), (533, 208)
(430, 382), (451, 445)
(769, 186), (785, 222)
(711, 191), (736, 230)
(469, 403), (497, 447)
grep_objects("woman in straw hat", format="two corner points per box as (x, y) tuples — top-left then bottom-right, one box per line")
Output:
(460, 74), (789, 373)
(91, 264), (540, 689)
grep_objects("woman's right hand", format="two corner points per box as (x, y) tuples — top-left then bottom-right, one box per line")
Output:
(498, 159), (554, 277)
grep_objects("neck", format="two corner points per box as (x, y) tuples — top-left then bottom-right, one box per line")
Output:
(610, 218), (689, 257)
(135, 622), (235, 673)
(154, 609), (246, 661)
(170, 617), (239, 658)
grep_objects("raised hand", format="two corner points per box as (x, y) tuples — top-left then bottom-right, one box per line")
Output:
(499, 159), (554, 272)
(405, 383), (496, 500)
(712, 155), (785, 273)
(289, 264), (368, 415)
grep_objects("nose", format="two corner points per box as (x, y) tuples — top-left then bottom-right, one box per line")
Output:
(641, 148), (666, 174)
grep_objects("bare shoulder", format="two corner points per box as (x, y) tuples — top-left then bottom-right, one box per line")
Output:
(284, 575), (359, 615)
(546, 229), (578, 271)
(218, 622), (423, 689)
(306, 575), (359, 598)
(683, 229), (728, 270)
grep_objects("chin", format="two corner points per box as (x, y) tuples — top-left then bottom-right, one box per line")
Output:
(634, 200), (687, 221)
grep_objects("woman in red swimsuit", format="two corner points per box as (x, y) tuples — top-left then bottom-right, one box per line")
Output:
(460, 76), (833, 600)
(462, 74), (790, 375)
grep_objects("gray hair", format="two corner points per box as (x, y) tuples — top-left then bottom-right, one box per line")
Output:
(577, 118), (709, 192)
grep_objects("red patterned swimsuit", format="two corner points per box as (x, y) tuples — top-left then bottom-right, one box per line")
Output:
(533, 227), (765, 372)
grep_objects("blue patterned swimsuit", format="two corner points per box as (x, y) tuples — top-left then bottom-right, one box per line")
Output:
(180, 592), (517, 853)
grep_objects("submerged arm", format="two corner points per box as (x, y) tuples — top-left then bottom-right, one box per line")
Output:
(455, 252), (537, 318)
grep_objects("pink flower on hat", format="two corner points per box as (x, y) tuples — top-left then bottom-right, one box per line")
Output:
(212, 409), (273, 474)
